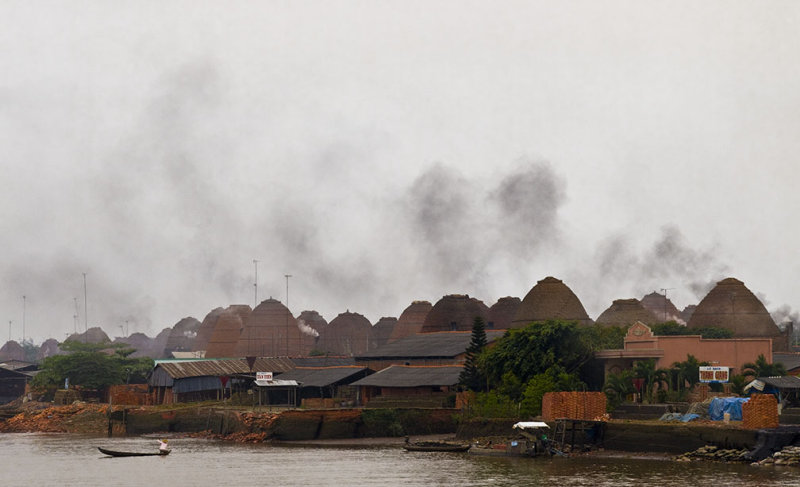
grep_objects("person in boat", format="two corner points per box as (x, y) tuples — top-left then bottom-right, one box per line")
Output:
(158, 439), (169, 452)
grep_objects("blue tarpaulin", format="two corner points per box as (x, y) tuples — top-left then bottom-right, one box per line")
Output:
(709, 397), (749, 421)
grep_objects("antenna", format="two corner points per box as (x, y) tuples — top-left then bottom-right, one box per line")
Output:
(660, 288), (675, 322)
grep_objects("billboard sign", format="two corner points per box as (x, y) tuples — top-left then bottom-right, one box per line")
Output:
(699, 366), (729, 383)
(256, 372), (273, 381)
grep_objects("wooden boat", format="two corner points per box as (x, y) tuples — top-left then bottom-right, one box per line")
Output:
(403, 440), (470, 452)
(98, 447), (170, 457)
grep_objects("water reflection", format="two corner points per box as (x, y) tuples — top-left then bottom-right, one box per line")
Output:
(2, 433), (799, 487)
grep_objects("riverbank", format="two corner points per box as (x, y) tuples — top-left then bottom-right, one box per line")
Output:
(0, 401), (761, 455)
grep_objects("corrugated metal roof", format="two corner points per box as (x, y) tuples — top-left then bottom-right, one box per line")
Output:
(290, 356), (356, 367)
(155, 357), (295, 379)
(758, 376), (800, 390)
(277, 367), (371, 387)
(350, 365), (463, 387)
(774, 353), (800, 372)
(355, 331), (505, 359)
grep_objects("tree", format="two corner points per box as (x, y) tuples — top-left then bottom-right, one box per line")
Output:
(632, 359), (670, 403)
(671, 354), (704, 394)
(459, 316), (488, 391)
(741, 354), (786, 379)
(32, 340), (153, 389)
(604, 370), (634, 408)
(652, 322), (734, 339)
(478, 320), (593, 388)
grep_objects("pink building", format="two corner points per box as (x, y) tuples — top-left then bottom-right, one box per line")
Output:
(596, 321), (773, 376)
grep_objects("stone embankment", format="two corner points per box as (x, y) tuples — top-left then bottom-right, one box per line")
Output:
(0, 402), (459, 442)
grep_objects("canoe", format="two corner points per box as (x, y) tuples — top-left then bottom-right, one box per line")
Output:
(98, 447), (170, 457)
(403, 442), (470, 453)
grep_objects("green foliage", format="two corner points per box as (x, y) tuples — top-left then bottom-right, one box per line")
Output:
(632, 359), (670, 403)
(459, 317), (488, 391)
(741, 354), (786, 378)
(651, 321), (686, 335)
(469, 391), (520, 419)
(604, 370), (634, 409)
(651, 322), (733, 339)
(520, 373), (555, 417)
(22, 339), (38, 363)
(581, 325), (627, 351)
(361, 409), (405, 436)
(729, 374), (748, 395)
(671, 354), (705, 392)
(497, 371), (524, 401)
(32, 341), (154, 390)
(478, 320), (593, 388)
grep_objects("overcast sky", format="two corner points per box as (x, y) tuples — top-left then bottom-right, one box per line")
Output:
(2, 1), (799, 343)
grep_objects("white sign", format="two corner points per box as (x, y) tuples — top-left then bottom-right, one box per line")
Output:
(699, 366), (730, 383)
(256, 371), (273, 381)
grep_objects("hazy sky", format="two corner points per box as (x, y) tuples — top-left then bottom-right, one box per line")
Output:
(2, 2), (799, 343)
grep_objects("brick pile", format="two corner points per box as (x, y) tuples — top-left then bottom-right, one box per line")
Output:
(541, 392), (606, 421)
(742, 394), (779, 429)
(109, 385), (151, 405)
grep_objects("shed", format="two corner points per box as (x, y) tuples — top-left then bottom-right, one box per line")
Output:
(355, 330), (505, 371)
(350, 364), (463, 407)
(0, 366), (36, 404)
(276, 366), (372, 406)
(149, 357), (294, 404)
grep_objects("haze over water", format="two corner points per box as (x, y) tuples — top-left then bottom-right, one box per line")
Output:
(3, 434), (800, 486)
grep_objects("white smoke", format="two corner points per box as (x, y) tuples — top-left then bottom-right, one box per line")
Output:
(297, 319), (319, 338)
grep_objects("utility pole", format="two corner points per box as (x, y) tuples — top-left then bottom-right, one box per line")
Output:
(253, 260), (259, 307)
(83, 273), (88, 336)
(73, 297), (79, 334)
(22, 295), (26, 344)
(8, 321), (11, 343)
(660, 288), (674, 322)
(285, 274), (291, 355)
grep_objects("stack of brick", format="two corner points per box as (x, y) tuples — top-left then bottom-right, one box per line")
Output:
(541, 391), (606, 421)
(742, 394), (779, 429)
(108, 385), (150, 405)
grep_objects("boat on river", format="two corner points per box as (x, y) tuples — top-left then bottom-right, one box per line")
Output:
(403, 438), (470, 452)
(98, 447), (170, 457)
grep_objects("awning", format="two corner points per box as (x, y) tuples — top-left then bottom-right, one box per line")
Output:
(513, 421), (550, 430)
(254, 379), (299, 387)
(744, 379), (765, 393)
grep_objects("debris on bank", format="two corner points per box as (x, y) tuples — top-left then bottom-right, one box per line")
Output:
(0, 402), (114, 434)
(675, 445), (749, 463)
(752, 446), (800, 466)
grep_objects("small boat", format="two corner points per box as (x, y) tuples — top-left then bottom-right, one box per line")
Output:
(98, 447), (170, 457)
(403, 439), (470, 452)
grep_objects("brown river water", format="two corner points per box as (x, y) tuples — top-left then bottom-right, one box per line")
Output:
(2, 433), (800, 486)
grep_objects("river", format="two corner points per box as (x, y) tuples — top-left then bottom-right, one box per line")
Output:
(2, 433), (800, 486)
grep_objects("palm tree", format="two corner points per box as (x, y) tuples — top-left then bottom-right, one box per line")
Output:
(604, 370), (634, 407)
(671, 354), (704, 393)
(632, 359), (670, 403)
(741, 354), (786, 379)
